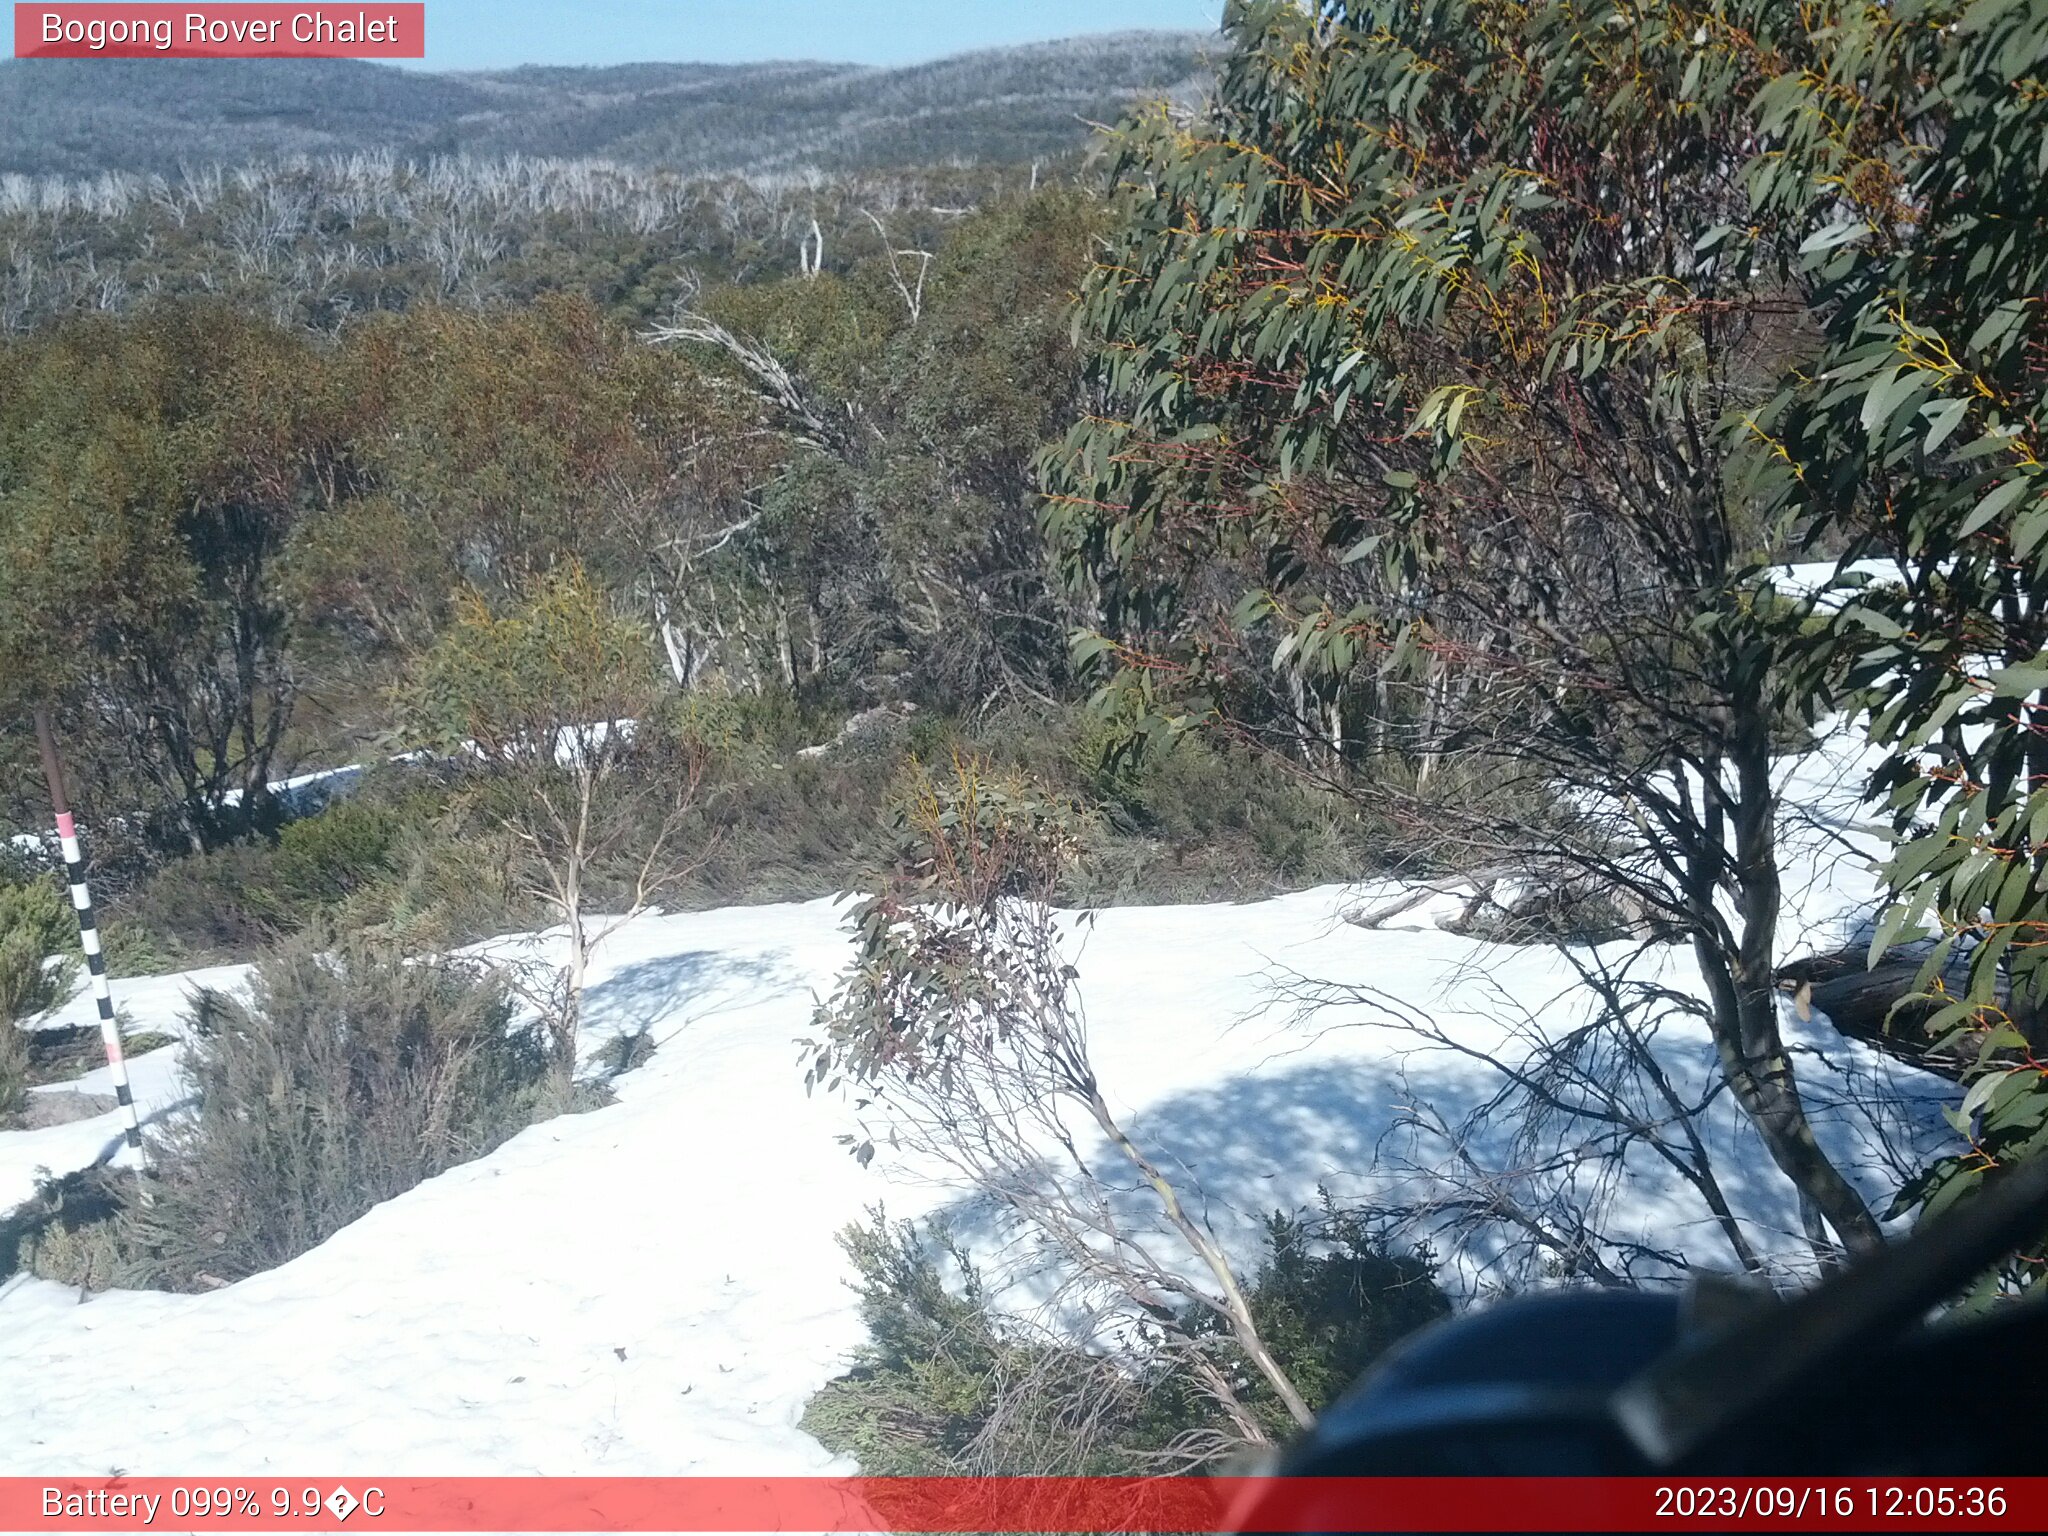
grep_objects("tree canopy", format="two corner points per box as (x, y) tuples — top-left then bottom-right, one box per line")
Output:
(1045, 0), (2048, 1270)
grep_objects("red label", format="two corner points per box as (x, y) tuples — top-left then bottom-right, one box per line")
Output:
(14, 5), (425, 58)
(0, 1477), (2042, 1532)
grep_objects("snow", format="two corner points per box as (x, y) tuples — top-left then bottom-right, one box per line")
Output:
(0, 746), (1956, 1476)
(222, 764), (365, 815)
(11, 764), (368, 865)
(1763, 558), (1908, 610)
(19, 725), (636, 853)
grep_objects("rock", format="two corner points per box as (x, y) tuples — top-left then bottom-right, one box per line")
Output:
(5, 1088), (118, 1131)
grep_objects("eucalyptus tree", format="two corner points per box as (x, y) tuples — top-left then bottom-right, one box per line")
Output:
(1043, 0), (1890, 1263)
(0, 302), (358, 849)
(1741, 0), (2048, 1292)
(405, 563), (698, 1075)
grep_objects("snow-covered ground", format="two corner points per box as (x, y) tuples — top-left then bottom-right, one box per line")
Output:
(0, 735), (1956, 1476)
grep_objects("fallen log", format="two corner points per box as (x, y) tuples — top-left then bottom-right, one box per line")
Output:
(1775, 945), (1970, 1080)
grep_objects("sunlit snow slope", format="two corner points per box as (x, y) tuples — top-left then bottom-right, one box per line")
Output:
(0, 733), (1952, 1474)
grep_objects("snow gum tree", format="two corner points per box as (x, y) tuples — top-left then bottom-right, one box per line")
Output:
(0, 304), (362, 849)
(1042, 0), (1897, 1263)
(1740, 0), (2048, 1293)
(406, 563), (698, 1074)
(808, 754), (1316, 1450)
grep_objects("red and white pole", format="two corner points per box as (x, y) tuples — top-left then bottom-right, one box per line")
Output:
(32, 706), (149, 1169)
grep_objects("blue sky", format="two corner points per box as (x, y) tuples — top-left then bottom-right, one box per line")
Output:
(406, 2), (1225, 70)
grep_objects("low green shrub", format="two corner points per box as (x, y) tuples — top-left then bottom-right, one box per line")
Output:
(0, 874), (75, 964)
(105, 774), (499, 960)
(645, 700), (1406, 910)
(146, 937), (549, 1285)
(370, 811), (530, 950)
(0, 1166), (137, 1287)
(801, 1202), (1451, 1474)
(6, 861), (190, 981)
(662, 740), (898, 906)
(665, 689), (815, 774)
(593, 1026), (656, 1080)
(1216, 1205), (1452, 1431)
(2, 875), (79, 1112)
(98, 922), (192, 978)
(115, 843), (295, 958)
(0, 1020), (24, 1118)
(2, 877), (78, 1010)
(10, 936), (554, 1292)
(1050, 722), (1396, 903)
(270, 799), (403, 908)
(801, 1211), (1178, 1475)
(86, 695), (1506, 969)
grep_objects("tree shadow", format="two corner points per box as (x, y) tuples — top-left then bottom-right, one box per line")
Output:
(81, 1088), (198, 1168)
(919, 1019), (1940, 1311)
(580, 947), (795, 1051)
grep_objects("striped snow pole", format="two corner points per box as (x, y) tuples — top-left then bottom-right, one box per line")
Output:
(32, 707), (149, 1168)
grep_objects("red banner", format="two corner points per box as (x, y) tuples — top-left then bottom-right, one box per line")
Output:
(13, 5), (424, 59)
(0, 1477), (2042, 1532)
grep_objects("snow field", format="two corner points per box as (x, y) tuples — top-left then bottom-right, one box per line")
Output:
(0, 725), (1954, 1474)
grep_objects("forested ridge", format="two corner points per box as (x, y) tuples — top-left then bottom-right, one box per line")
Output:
(3, 0), (2046, 1477)
(0, 32), (1214, 178)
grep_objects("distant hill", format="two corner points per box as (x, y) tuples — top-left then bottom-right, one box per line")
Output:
(0, 33), (1215, 178)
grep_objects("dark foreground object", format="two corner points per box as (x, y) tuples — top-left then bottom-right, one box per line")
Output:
(1236, 1155), (2048, 1523)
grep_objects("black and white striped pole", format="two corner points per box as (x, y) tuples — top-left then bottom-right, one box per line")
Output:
(33, 706), (150, 1176)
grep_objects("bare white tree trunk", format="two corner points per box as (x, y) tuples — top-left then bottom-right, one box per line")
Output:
(1415, 651), (1447, 791)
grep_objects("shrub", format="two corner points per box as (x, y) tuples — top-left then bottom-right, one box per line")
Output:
(1217, 1204), (1452, 1431)
(95, 770), (520, 962)
(150, 937), (548, 1281)
(83, 692), (1467, 969)
(98, 921), (191, 978)
(15, 935), (552, 1291)
(802, 1204), (1451, 1474)
(665, 688), (814, 774)
(974, 705), (1403, 903)
(0, 1166), (138, 1286)
(663, 739), (897, 906)
(618, 697), (1418, 912)
(801, 1211), (1182, 1475)
(2, 875), (79, 1113)
(0, 872), (75, 960)
(592, 1026), (656, 1080)
(1, 874), (78, 1017)
(372, 811), (530, 950)
(0, 1019), (24, 1118)
(115, 843), (293, 957)
(101, 774), (463, 962)
(6, 861), (187, 982)
(270, 799), (402, 908)
(111, 803), (406, 959)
